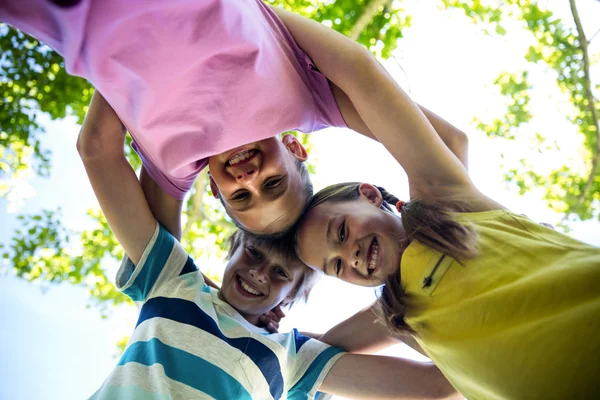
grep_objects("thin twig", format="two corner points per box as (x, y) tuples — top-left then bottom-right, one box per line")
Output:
(182, 170), (207, 238)
(569, 0), (600, 207)
(349, 0), (393, 41)
(589, 27), (600, 44)
(392, 54), (413, 94)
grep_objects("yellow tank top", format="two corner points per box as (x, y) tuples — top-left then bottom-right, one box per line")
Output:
(401, 209), (600, 400)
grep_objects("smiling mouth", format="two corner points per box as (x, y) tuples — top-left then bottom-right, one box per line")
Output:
(226, 149), (258, 167)
(366, 237), (380, 275)
(237, 275), (264, 297)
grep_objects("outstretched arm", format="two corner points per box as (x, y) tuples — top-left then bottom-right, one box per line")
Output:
(269, 6), (473, 197)
(321, 354), (460, 399)
(317, 302), (427, 356)
(77, 91), (157, 264)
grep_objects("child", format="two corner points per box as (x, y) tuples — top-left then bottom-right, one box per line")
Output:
(271, 7), (600, 399)
(1, 0), (467, 237)
(77, 91), (458, 399)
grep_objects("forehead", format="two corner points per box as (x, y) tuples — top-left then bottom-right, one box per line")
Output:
(244, 236), (305, 272)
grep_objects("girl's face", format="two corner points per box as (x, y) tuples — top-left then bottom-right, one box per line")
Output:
(208, 135), (308, 234)
(220, 236), (304, 324)
(296, 184), (405, 287)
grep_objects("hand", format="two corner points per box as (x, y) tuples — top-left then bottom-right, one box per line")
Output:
(520, 214), (555, 230)
(539, 222), (555, 230)
(259, 306), (286, 333)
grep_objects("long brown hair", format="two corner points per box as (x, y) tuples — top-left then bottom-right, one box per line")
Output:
(296, 182), (479, 333)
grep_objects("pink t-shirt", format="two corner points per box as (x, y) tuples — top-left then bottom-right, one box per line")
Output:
(2, 0), (346, 199)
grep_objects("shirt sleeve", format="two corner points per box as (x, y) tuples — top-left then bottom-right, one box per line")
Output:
(300, 52), (347, 132)
(115, 223), (200, 303)
(287, 329), (346, 400)
(131, 140), (205, 201)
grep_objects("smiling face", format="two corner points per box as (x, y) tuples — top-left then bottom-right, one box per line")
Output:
(296, 184), (406, 287)
(219, 234), (307, 324)
(208, 135), (310, 235)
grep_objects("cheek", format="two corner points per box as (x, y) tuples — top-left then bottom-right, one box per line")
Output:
(269, 280), (292, 298)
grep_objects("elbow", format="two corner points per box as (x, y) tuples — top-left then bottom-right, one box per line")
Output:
(76, 128), (121, 163)
(452, 128), (469, 150)
(76, 129), (101, 162)
(448, 128), (469, 167)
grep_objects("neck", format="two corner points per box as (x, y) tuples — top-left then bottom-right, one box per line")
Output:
(217, 291), (262, 328)
(241, 313), (261, 327)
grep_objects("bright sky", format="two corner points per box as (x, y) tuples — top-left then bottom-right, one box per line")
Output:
(1, 1), (599, 399)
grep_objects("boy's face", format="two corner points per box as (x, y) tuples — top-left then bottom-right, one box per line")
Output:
(208, 135), (308, 235)
(220, 236), (305, 322)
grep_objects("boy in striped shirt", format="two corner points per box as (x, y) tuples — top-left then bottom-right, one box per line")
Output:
(78, 92), (457, 399)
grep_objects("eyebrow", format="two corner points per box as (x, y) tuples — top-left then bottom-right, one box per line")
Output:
(234, 179), (289, 212)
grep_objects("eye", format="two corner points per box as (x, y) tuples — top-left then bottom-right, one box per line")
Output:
(274, 266), (289, 279)
(263, 176), (284, 189)
(334, 259), (342, 276)
(246, 246), (263, 260)
(231, 190), (250, 202)
(338, 220), (346, 242)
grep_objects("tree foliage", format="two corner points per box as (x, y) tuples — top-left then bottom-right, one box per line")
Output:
(441, 0), (600, 224)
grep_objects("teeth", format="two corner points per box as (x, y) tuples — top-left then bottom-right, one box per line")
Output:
(239, 277), (262, 296)
(368, 241), (379, 271)
(228, 150), (255, 166)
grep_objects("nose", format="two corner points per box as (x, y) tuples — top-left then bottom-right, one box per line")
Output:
(248, 267), (267, 284)
(343, 242), (362, 270)
(233, 165), (257, 183)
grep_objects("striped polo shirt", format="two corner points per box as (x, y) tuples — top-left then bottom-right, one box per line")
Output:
(90, 224), (344, 399)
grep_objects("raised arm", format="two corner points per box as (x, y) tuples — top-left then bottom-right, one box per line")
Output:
(77, 91), (156, 264)
(270, 6), (473, 196)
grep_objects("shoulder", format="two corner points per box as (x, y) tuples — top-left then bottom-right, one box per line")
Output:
(116, 224), (201, 302)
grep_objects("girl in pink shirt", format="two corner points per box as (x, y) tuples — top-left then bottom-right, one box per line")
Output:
(1, 0), (346, 234)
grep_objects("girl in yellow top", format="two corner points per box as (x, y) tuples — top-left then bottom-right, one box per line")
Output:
(268, 6), (600, 400)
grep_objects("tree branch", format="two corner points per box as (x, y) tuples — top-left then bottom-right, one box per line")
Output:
(569, 0), (600, 206)
(182, 169), (207, 238)
(589, 27), (600, 44)
(349, 0), (393, 41)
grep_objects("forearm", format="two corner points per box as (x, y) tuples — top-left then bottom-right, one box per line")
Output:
(321, 354), (459, 400)
(318, 303), (400, 354)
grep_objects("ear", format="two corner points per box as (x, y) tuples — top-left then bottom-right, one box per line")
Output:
(282, 134), (308, 162)
(358, 183), (384, 207)
(208, 173), (220, 199)
(279, 290), (298, 309)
